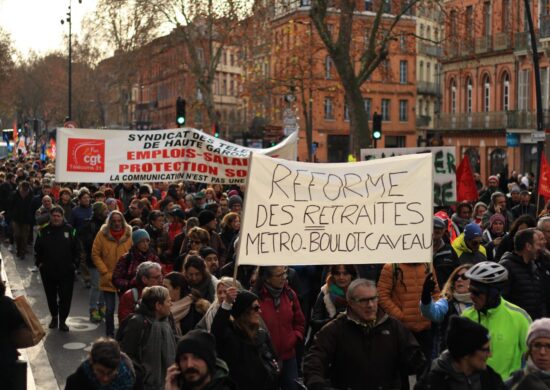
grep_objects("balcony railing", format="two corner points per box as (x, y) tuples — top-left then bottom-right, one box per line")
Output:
(418, 42), (443, 57)
(416, 115), (431, 128)
(493, 32), (513, 50)
(435, 111), (550, 130)
(460, 40), (475, 56)
(417, 81), (441, 96)
(541, 15), (550, 38)
(514, 31), (541, 51)
(475, 36), (492, 54)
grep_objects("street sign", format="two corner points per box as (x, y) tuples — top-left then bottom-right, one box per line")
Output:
(532, 131), (546, 142)
(283, 108), (298, 135)
(507, 132), (519, 147)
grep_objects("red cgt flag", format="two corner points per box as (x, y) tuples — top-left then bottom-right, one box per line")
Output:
(456, 155), (479, 202)
(539, 154), (550, 199)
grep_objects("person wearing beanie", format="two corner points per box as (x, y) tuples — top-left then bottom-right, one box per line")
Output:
(452, 222), (488, 265)
(473, 202), (488, 227)
(415, 316), (504, 389)
(499, 228), (546, 320)
(506, 318), (550, 388)
(112, 228), (160, 296)
(479, 175), (500, 205)
(507, 184), (522, 210)
(211, 287), (279, 390)
(198, 210), (226, 267)
(227, 195), (242, 214)
(481, 213), (507, 262)
(199, 246), (220, 276)
(511, 189), (537, 221)
(166, 329), (237, 390)
(78, 201), (110, 321)
(432, 216), (460, 287)
(462, 261), (532, 379)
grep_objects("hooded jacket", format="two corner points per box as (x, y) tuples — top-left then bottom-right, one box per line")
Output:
(91, 211), (133, 292)
(414, 350), (504, 390)
(452, 233), (487, 264)
(499, 251), (546, 320)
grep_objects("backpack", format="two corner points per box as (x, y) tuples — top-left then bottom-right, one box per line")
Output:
(115, 288), (140, 342)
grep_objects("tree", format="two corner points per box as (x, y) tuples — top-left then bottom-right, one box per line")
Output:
(309, 0), (421, 157)
(0, 28), (16, 127)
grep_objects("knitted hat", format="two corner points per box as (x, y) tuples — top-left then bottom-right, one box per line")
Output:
(446, 316), (490, 359)
(488, 175), (499, 183)
(132, 229), (150, 244)
(231, 290), (258, 319)
(92, 201), (107, 217)
(227, 189), (239, 198)
(433, 216), (446, 230)
(489, 213), (505, 227)
(175, 329), (217, 373)
(228, 195), (243, 210)
(105, 197), (117, 206)
(199, 210), (216, 226)
(527, 318), (550, 346)
(464, 223), (482, 241)
(510, 185), (521, 194)
(199, 246), (218, 259)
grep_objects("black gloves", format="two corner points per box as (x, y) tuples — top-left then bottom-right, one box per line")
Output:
(421, 272), (435, 305)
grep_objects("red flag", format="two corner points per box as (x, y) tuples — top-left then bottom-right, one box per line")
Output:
(539, 154), (550, 199)
(456, 155), (478, 202)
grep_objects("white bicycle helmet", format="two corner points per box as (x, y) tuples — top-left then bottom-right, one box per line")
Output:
(464, 261), (508, 284)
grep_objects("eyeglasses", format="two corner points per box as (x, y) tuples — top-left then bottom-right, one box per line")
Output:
(532, 342), (550, 352)
(351, 295), (379, 305)
(454, 273), (468, 281)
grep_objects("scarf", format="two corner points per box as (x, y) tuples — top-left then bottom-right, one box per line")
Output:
(453, 292), (473, 314)
(170, 295), (193, 325)
(201, 301), (220, 332)
(525, 356), (550, 376)
(141, 317), (176, 390)
(193, 275), (214, 302)
(82, 358), (135, 390)
(451, 214), (471, 230)
(328, 282), (348, 311)
(264, 283), (284, 308)
(110, 228), (124, 241)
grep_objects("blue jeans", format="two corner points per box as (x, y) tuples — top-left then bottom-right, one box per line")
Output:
(280, 357), (299, 390)
(88, 268), (105, 311)
(104, 291), (116, 337)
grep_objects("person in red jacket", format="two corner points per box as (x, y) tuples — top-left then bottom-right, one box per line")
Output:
(118, 261), (162, 323)
(254, 266), (305, 390)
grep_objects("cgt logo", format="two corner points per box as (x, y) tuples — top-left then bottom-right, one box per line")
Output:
(67, 138), (105, 172)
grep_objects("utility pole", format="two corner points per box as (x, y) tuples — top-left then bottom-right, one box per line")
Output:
(61, 0), (82, 121)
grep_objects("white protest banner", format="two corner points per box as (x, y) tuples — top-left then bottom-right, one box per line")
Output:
(55, 127), (298, 183)
(237, 153), (433, 266)
(360, 147), (456, 207)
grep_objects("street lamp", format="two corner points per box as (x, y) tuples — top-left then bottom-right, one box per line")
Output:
(61, 0), (82, 121)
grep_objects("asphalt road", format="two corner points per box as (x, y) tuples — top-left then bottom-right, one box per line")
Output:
(2, 241), (108, 389)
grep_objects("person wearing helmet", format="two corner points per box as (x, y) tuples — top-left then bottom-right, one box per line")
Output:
(462, 261), (532, 380)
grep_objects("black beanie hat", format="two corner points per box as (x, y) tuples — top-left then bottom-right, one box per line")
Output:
(176, 329), (217, 373)
(231, 290), (258, 319)
(199, 210), (217, 226)
(446, 316), (490, 360)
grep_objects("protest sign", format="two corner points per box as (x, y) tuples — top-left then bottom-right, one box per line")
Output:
(361, 147), (456, 207)
(237, 153), (433, 266)
(55, 127), (298, 183)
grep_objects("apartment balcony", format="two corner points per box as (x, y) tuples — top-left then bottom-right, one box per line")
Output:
(460, 40), (475, 56)
(417, 81), (441, 96)
(418, 42), (443, 57)
(475, 36), (492, 54)
(493, 32), (513, 50)
(514, 31), (541, 51)
(435, 111), (550, 131)
(416, 115), (432, 128)
(541, 15), (550, 39)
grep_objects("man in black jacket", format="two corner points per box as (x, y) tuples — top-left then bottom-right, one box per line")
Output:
(303, 279), (425, 390)
(499, 228), (546, 320)
(10, 181), (33, 258)
(35, 206), (79, 331)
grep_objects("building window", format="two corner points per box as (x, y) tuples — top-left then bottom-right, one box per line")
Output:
(420, 24), (424, 38)
(230, 54), (234, 66)
(490, 148), (507, 176)
(426, 26), (431, 40)
(483, 75), (490, 112)
(419, 61), (424, 82)
(464, 147), (480, 173)
(399, 100), (408, 121)
(426, 62), (431, 82)
(222, 78), (227, 95)
(324, 97), (334, 119)
(542, 68), (549, 110)
(503, 73), (510, 111)
(451, 79), (457, 114)
(382, 99), (391, 121)
(399, 60), (408, 83)
(364, 98), (372, 119)
(519, 69), (530, 110)
(466, 78), (473, 113)
(325, 56), (332, 79)
(483, 2), (491, 36)
(385, 136), (406, 148)
(230, 79), (234, 96)
(364, 0), (373, 11)
(382, 0), (391, 13)
(400, 35), (407, 51)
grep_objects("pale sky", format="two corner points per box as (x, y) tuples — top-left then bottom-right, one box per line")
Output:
(0, 0), (98, 57)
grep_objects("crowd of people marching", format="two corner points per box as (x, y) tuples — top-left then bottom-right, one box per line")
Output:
(2, 157), (550, 390)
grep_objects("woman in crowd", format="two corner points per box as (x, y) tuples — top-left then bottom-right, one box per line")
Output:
(220, 212), (240, 252)
(163, 271), (209, 335)
(174, 227), (210, 271)
(473, 202), (488, 226)
(494, 214), (537, 261)
(183, 256), (217, 303)
(420, 264), (473, 356)
(311, 264), (357, 333)
(482, 214), (508, 262)
(196, 277), (242, 332)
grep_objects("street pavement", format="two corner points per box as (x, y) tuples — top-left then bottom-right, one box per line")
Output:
(2, 241), (108, 389)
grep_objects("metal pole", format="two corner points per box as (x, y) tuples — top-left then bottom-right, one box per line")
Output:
(68, 0), (72, 120)
(524, 0), (544, 198)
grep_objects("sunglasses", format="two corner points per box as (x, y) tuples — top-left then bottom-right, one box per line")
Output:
(454, 273), (468, 281)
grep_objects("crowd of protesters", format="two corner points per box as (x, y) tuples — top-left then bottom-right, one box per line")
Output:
(2, 157), (550, 390)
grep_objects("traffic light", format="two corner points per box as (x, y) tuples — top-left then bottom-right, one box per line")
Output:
(214, 123), (220, 138)
(176, 97), (186, 127)
(372, 113), (382, 140)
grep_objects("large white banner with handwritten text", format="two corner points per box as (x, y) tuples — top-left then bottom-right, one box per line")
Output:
(237, 153), (434, 266)
(55, 127), (298, 184)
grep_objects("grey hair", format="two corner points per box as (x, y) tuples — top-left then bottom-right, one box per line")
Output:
(346, 278), (377, 302)
(141, 285), (169, 311)
(538, 217), (550, 229)
(136, 261), (161, 282)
